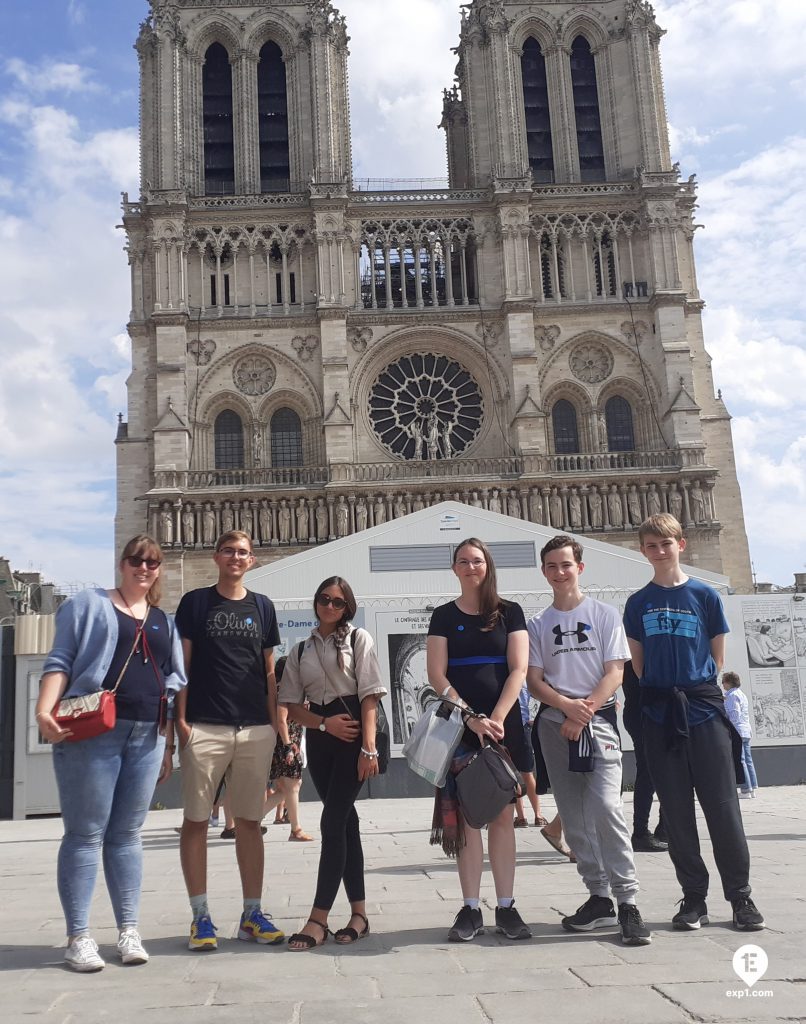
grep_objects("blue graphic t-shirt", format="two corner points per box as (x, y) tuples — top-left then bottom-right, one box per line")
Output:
(623, 578), (729, 726)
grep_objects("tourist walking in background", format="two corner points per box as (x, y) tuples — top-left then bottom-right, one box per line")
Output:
(264, 655), (312, 841)
(36, 535), (186, 972)
(621, 660), (667, 851)
(722, 671), (758, 798)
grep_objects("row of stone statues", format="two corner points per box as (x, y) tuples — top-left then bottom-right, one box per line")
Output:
(153, 478), (716, 548)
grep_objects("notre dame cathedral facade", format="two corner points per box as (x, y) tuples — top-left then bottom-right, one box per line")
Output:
(117, 0), (753, 604)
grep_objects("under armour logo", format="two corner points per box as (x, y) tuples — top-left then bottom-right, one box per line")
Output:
(552, 622), (591, 645)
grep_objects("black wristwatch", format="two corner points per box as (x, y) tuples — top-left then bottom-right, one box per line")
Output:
(318, 717), (327, 732)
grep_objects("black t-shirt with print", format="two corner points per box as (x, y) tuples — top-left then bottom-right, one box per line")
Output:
(175, 587), (280, 726)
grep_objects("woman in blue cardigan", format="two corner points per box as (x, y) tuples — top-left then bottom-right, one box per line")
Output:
(36, 535), (186, 973)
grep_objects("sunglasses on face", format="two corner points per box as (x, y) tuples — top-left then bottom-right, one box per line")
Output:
(316, 594), (347, 610)
(125, 556), (161, 570)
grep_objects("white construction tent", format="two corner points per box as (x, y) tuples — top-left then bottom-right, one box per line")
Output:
(244, 502), (806, 797)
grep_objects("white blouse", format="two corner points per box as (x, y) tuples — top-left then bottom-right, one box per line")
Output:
(279, 626), (387, 706)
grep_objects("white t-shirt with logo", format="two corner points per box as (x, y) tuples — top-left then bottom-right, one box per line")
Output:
(527, 596), (630, 700)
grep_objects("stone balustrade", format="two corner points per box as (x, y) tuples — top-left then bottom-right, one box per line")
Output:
(153, 449), (703, 493)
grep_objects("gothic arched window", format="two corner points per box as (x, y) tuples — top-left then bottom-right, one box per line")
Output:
(521, 38), (554, 183)
(605, 396), (635, 451)
(214, 409), (244, 469)
(570, 36), (605, 182)
(203, 43), (235, 195)
(270, 407), (303, 466)
(552, 399), (580, 454)
(593, 232), (617, 296)
(540, 236), (566, 299)
(257, 41), (290, 193)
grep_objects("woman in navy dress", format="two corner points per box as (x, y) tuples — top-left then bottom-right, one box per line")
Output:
(426, 537), (530, 942)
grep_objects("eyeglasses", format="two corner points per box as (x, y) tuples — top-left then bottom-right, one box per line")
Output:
(316, 594), (347, 610)
(456, 558), (485, 569)
(217, 547), (253, 559)
(125, 556), (161, 571)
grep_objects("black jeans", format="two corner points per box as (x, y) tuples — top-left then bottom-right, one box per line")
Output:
(643, 714), (751, 901)
(305, 726), (366, 911)
(622, 706), (663, 837)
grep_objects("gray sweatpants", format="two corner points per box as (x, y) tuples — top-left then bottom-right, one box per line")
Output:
(538, 713), (640, 904)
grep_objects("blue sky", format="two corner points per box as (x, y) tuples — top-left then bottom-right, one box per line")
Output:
(1, 0), (805, 590)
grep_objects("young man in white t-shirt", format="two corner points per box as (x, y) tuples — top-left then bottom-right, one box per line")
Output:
(527, 535), (651, 945)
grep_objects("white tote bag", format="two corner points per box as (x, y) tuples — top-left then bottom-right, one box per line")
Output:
(402, 696), (468, 788)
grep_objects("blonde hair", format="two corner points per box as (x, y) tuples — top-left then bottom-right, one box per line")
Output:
(638, 513), (683, 544)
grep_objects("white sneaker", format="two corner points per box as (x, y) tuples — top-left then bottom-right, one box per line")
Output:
(117, 928), (149, 965)
(209, 816), (220, 828)
(740, 791), (754, 800)
(65, 935), (105, 972)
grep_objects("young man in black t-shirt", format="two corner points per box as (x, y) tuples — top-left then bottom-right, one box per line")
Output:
(175, 531), (282, 951)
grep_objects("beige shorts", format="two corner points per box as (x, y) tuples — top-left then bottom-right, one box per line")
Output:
(179, 722), (275, 822)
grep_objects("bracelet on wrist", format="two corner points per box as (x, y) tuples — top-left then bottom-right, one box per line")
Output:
(360, 747), (378, 759)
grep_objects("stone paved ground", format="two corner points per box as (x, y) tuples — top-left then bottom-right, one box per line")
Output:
(1, 787), (804, 1023)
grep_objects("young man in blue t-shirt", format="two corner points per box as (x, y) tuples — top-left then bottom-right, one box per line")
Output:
(623, 514), (764, 932)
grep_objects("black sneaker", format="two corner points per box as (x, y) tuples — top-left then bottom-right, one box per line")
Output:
(631, 832), (669, 853)
(561, 895), (616, 932)
(494, 903), (532, 940)
(618, 903), (652, 945)
(732, 896), (765, 931)
(672, 896), (709, 930)
(448, 905), (484, 942)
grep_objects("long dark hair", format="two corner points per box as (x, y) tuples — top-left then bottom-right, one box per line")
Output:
(313, 576), (358, 670)
(119, 534), (163, 607)
(453, 537), (506, 630)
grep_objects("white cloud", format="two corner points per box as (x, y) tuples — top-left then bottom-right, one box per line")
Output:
(339, 0), (458, 178)
(656, 0), (806, 89)
(4, 58), (97, 95)
(690, 130), (806, 583)
(0, 93), (137, 586)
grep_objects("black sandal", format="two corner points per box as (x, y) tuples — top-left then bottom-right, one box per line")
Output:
(288, 918), (329, 951)
(334, 912), (370, 944)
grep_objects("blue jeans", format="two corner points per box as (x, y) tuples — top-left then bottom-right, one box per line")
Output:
(740, 737), (758, 791)
(52, 719), (164, 936)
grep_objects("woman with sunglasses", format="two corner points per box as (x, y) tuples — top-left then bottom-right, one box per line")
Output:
(280, 577), (386, 950)
(36, 535), (186, 972)
(427, 537), (531, 942)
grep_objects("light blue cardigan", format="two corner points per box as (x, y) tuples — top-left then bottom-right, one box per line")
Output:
(42, 588), (187, 706)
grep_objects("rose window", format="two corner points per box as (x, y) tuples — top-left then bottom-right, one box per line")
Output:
(569, 342), (613, 384)
(233, 355), (276, 396)
(368, 353), (483, 460)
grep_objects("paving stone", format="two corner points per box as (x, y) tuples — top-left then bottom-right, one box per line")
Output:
(1, 789), (804, 1024)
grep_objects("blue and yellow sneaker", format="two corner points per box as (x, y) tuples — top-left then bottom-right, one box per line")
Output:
(188, 914), (218, 951)
(238, 908), (285, 945)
